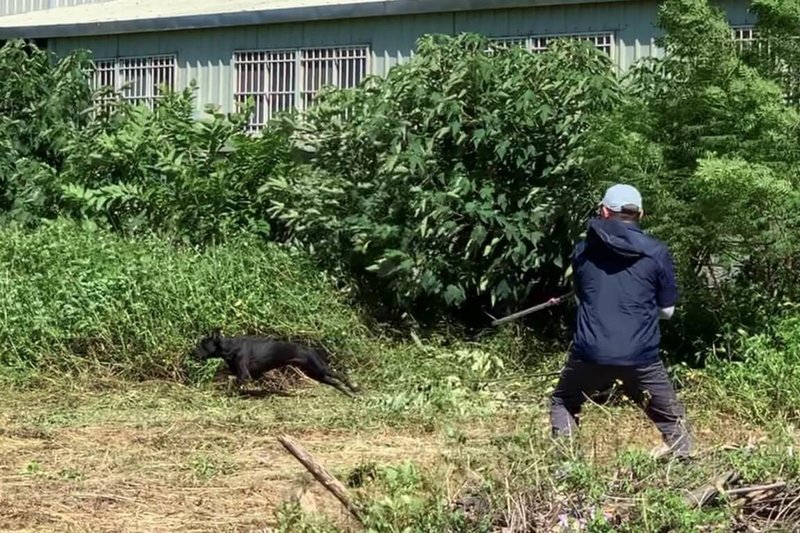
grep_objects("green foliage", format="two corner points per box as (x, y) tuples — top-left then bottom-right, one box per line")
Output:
(262, 33), (621, 314)
(747, 0), (800, 106)
(630, 0), (797, 169)
(581, 0), (800, 356)
(0, 41), (95, 223)
(367, 347), (504, 422)
(484, 428), (746, 532)
(54, 85), (291, 244)
(0, 40), (294, 246)
(0, 40), (94, 168)
(5, 17), (800, 533)
(0, 221), (368, 381)
(276, 460), (486, 532)
(707, 314), (800, 422)
(356, 461), (482, 532)
(3, 2), (800, 367)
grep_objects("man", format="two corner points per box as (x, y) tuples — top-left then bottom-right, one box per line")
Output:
(550, 184), (692, 459)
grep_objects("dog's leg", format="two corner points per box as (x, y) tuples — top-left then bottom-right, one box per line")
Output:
(235, 357), (253, 389)
(318, 374), (357, 398)
(295, 358), (356, 398)
(310, 349), (361, 394)
(327, 369), (360, 394)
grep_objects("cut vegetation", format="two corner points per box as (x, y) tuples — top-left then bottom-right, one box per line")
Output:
(2, 0), (800, 531)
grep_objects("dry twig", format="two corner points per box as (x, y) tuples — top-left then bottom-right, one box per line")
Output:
(277, 434), (365, 526)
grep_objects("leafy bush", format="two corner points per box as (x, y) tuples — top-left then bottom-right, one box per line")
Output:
(0, 220), (369, 381)
(0, 40), (94, 168)
(3, 2), (800, 366)
(276, 461), (483, 533)
(0, 40), (294, 246)
(356, 461), (481, 532)
(746, 0), (800, 106)
(58, 85), (295, 245)
(262, 33), (622, 315)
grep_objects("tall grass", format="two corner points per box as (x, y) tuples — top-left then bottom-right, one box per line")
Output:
(0, 220), (371, 382)
(703, 314), (800, 423)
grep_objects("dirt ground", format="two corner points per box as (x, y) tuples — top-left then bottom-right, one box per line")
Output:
(0, 380), (770, 532)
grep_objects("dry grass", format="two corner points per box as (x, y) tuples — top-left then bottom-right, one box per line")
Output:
(0, 381), (451, 532)
(0, 425), (441, 532)
(0, 380), (778, 532)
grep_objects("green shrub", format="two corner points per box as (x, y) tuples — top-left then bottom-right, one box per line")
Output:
(3, 5), (800, 370)
(0, 40), (295, 246)
(0, 40), (93, 169)
(0, 220), (369, 381)
(747, 0), (800, 106)
(262, 33), (622, 316)
(582, 0), (800, 358)
(57, 85), (294, 245)
(356, 461), (482, 532)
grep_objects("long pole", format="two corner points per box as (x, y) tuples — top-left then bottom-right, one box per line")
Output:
(490, 291), (575, 326)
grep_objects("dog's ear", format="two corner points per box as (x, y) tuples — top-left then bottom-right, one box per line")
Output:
(211, 327), (222, 340)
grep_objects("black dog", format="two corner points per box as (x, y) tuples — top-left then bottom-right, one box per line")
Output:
(191, 329), (360, 397)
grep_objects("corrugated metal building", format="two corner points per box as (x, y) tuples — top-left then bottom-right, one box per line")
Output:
(0, 0), (110, 17)
(0, 0), (758, 130)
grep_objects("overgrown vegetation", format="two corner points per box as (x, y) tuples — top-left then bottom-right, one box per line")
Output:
(3, 0), (800, 345)
(2, 0), (800, 531)
(0, 221), (369, 382)
(597, 0), (800, 358)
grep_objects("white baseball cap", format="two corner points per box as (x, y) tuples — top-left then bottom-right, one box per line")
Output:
(601, 184), (643, 212)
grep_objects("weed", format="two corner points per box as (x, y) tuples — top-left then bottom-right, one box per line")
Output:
(58, 468), (84, 481)
(189, 454), (237, 481)
(706, 315), (800, 423)
(23, 460), (43, 476)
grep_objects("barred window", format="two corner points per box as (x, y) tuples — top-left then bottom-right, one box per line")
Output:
(530, 33), (614, 56)
(490, 36), (529, 50)
(732, 25), (760, 54)
(490, 32), (615, 56)
(233, 50), (297, 131)
(234, 45), (369, 131)
(91, 55), (176, 109)
(732, 26), (757, 44)
(530, 36), (550, 53)
(300, 47), (369, 109)
(92, 59), (117, 106)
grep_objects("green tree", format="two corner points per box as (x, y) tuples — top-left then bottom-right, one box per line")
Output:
(584, 0), (800, 357)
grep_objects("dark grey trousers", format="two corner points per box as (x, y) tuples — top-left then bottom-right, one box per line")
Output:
(549, 358), (692, 456)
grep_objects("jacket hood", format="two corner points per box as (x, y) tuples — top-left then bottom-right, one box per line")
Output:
(585, 218), (645, 258)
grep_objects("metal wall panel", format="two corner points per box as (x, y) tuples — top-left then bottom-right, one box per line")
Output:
(0, 0), (110, 17)
(0, 0), (47, 17)
(56, 0), (112, 7)
(49, 0), (757, 115)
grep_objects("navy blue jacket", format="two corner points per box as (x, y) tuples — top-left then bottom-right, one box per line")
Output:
(570, 218), (678, 366)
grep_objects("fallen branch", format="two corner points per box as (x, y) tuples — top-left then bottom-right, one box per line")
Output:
(683, 470), (740, 508)
(727, 482), (787, 498)
(277, 434), (365, 526)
